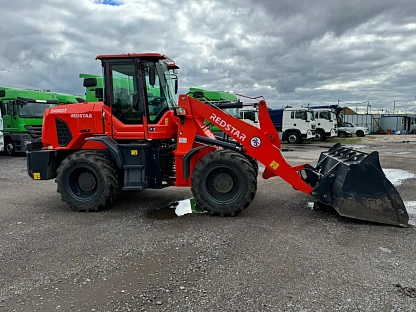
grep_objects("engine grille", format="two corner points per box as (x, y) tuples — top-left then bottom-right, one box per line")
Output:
(55, 118), (72, 147)
(24, 125), (42, 139)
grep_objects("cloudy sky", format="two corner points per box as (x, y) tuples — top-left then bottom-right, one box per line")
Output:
(1, 0), (416, 113)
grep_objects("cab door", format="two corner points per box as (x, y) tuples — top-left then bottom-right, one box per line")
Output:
(103, 62), (148, 140)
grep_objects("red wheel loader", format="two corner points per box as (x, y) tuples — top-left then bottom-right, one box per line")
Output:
(26, 53), (409, 226)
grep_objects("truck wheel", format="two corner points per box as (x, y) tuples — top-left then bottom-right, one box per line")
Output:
(339, 132), (347, 138)
(5, 138), (16, 156)
(314, 130), (325, 142)
(191, 150), (257, 216)
(286, 132), (300, 144)
(356, 130), (365, 137)
(56, 151), (119, 212)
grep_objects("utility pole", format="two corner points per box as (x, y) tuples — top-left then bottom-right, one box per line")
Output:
(393, 101), (396, 114)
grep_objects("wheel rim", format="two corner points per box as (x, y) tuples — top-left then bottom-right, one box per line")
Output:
(288, 134), (297, 143)
(204, 167), (242, 205)
(314, 132), (322, 141)
(66, 165), (99, 202)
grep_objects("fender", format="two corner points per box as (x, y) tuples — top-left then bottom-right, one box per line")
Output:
(85, 135), (123, 168)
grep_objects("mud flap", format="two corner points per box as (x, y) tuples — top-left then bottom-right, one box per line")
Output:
(305, 143), (409, 226)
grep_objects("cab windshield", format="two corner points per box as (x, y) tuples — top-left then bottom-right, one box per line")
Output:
(19, 102), (57, 118)
(146, 61), (177, 123)
(308, 111), (315, 121)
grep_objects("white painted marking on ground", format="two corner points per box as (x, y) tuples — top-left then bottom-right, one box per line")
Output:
(383, 169), (416, 186)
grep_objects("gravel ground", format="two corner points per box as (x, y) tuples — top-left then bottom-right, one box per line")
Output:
(0, 136), (415, 312)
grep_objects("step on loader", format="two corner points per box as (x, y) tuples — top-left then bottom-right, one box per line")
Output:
(26, 53), (409, 226)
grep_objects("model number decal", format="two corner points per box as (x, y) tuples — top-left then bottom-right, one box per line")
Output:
(51, 108), (67, 113)
(71, 114), (93, 118)
(209, 113), (247, 141)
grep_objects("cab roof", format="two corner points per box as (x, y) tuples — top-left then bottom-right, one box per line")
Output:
(95, 53), (179, 69)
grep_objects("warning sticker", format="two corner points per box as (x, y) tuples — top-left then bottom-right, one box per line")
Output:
(269, 161), (280, 170)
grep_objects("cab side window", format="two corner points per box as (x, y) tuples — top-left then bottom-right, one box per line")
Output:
(110, 64), (142, 125)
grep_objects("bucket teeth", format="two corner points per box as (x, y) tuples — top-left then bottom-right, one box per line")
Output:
(306, 143), (409, 226)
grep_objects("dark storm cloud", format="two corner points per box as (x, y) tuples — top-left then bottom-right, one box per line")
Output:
(0, 0), (415, 112)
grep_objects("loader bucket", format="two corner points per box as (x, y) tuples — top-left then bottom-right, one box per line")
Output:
(305, 143), (409, 226)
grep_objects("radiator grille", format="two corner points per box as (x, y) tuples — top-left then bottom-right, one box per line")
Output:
(24, 125), (42, 138)
(55, 118), (72, 147)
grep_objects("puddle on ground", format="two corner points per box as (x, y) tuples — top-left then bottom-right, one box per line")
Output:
(404, 201), (416, 226)
(383, 169), (416, 186)
(147, 199), (205, 220)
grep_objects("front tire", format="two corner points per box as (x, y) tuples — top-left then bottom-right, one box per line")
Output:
(5, 138), (16, 156)
(55, 151), (119, 212)
(286, 131), (300, 144)
(191, 150), (257, 216)
(314, 130), (325, 142)
(356, 130), (365, 137)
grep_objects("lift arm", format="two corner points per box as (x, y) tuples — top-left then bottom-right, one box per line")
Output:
(175, 95), (314, 195)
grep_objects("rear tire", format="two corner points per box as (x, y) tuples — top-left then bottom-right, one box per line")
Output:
(286, 131), (300, 144)
(191, 150), (257, 216)
(56, 151), (119, 212)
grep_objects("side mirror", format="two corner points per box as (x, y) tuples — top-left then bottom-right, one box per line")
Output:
(0, 89), (5, 97)
(8, 101), (17, 118)
(149, 66), (156, 86)
(0, 101), (5, 116)
(84, 78), (97, 88)
(95, 88), (103, 101)
(174, 79), (178, 94)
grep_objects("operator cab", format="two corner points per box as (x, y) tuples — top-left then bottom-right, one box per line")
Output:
(95, 53), (179, 139)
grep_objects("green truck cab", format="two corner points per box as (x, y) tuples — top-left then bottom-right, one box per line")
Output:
(188, 88), (245, 134)
(53, 92), (85, 104)
(79, 73), (103, 102)
(0, 88), (59, 155)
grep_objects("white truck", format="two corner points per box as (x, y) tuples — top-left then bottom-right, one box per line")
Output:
(269, 107), (316, 144)
(311, 106), (339, 141)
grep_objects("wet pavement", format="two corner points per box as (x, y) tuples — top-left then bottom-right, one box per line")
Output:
(0, 136), (415, 311)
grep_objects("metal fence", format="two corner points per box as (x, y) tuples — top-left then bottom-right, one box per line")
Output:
(342, 114), (379, 133)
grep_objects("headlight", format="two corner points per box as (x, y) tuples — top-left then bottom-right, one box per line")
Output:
(346, 131), (351, 134)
